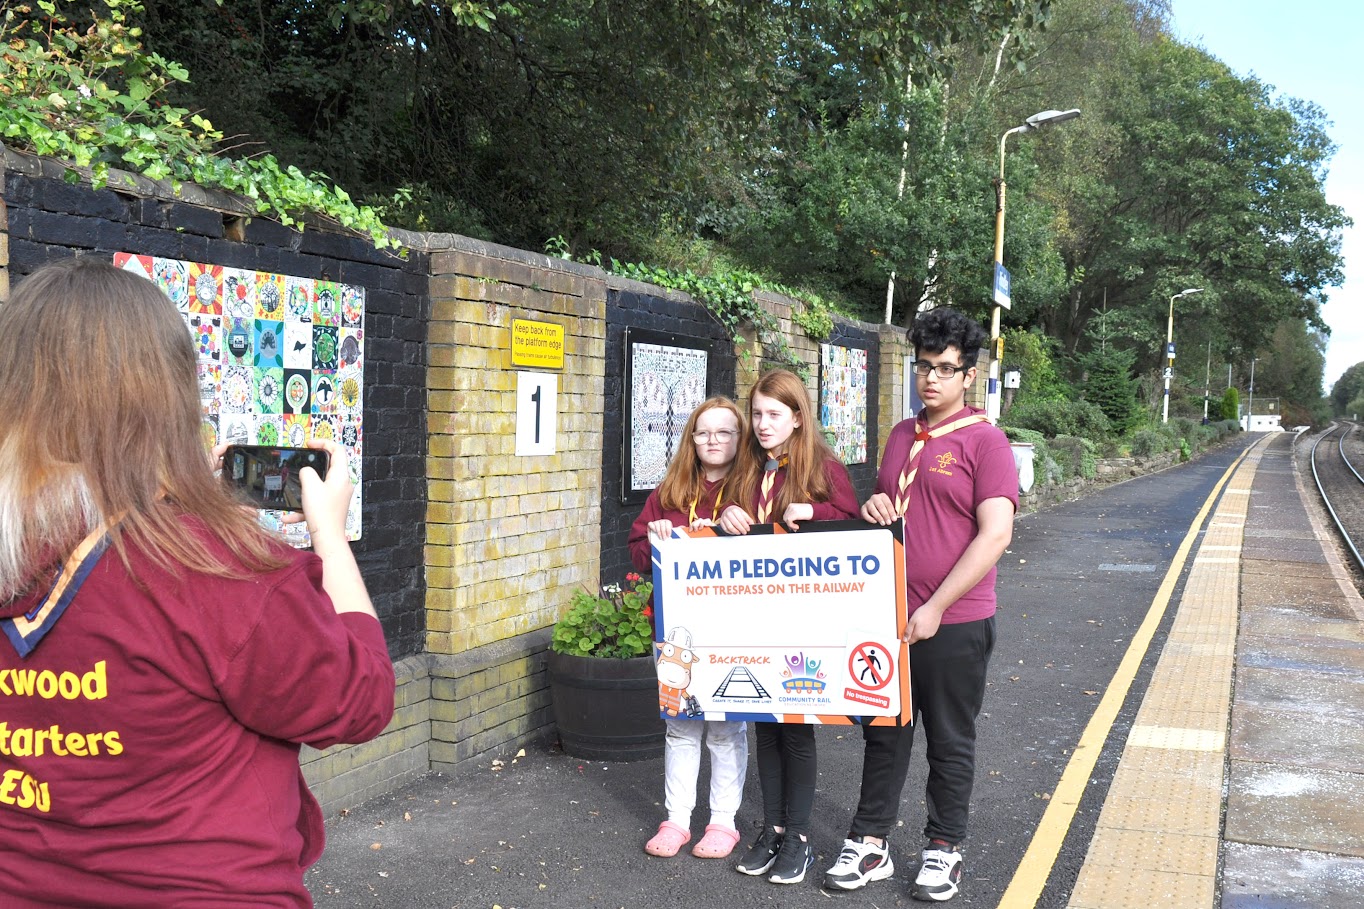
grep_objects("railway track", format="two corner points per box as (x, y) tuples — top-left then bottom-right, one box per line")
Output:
(1310, 421), (1364, 572)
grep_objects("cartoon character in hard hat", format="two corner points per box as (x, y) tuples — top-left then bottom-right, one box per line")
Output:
(656, 626), (701, 717)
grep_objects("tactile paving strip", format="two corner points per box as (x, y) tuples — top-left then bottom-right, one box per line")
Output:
(1063, 445), (1256, 908)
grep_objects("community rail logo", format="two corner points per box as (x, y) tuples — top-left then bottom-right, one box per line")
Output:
(780, 652), (826, 694)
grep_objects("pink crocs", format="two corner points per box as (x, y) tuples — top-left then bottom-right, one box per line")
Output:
(644, 820), (692, 857)
(691, 823), (741, 859)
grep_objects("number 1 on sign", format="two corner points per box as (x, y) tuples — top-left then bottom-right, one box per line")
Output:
(531, 385), (541, 443)
(515, 371), (557, 456)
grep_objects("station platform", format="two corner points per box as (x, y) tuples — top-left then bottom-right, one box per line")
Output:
(307, 431), (1364, 909)
(1056, 431), (1364, 909)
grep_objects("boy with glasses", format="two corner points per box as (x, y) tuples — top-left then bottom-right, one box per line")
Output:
(824, 307), (1018, 902)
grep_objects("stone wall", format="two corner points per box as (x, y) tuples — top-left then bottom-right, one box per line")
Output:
(1018, 451), (1181, 513)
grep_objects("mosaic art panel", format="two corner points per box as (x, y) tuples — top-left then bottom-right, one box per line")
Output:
(819, 342), (868, 465)
(627, 340), (709, 494)
(114, 252), (365, 542)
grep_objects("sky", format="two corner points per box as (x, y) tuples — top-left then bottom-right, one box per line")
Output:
(1170, 1), (1362, 394)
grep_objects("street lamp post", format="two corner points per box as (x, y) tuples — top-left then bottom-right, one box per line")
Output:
(1247, 357), (1258, 431)
(1203, 341), (1213, 423)
(988, 107), (1081, 422)
(1161, 287), (1202, 424)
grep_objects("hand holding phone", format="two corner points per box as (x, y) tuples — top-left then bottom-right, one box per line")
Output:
(297, 439), (353, 545)
(222, 445), (330, 512)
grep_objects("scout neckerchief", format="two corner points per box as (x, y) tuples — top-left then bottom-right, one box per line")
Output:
(1, 527), (112, 658)
(892, 413), (990, 515)
(687, 478), (728, 525)
(755, 454), (790, 523)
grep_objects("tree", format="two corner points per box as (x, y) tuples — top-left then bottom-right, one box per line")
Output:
(1221, 387), (1240, 422)
(1080, 346), (1143, 433)
(993, 0), (1347, 366)
(1255, 320), (1327, 419)
(1330, 362), (1364, 416)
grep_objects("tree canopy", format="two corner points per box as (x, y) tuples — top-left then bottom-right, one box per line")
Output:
(2, 0), (1348, 423)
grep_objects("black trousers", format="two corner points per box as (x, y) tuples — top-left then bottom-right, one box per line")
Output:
(754, 721), (817, 836)
(847, 616), (995, 844)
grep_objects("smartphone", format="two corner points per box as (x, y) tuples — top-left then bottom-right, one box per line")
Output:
(222, 445), (329, 512)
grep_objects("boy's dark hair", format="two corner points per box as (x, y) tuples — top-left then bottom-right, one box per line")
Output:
(910, 307), (988, 364)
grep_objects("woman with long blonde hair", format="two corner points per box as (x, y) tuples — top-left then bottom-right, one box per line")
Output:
(717, 368), (858, 885)
(628, 396), (750, 860)
(0, 258), (394, 908)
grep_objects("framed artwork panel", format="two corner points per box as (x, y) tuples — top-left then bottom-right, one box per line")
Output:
(819, 343), (868, 465)
(621, 328), (711, 505)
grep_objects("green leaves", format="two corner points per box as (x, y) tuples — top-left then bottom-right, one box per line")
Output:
(0, 0), (400, 250)
(550, 575), (655, 659)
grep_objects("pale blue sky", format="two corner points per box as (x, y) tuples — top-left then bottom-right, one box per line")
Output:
(1171, 1), (1362, 392)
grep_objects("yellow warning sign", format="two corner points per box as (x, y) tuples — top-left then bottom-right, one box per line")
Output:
(511, 319), (565, 369)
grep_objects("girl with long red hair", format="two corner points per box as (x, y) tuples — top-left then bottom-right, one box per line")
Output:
(717, 369), (858, 884)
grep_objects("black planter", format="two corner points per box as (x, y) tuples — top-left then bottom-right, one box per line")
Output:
(547, 650), (666, 761)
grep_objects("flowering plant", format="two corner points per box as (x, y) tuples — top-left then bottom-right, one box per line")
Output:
(550, 572), (655, 659)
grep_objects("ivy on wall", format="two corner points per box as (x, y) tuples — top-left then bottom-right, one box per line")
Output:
(607, 258), (838, 378)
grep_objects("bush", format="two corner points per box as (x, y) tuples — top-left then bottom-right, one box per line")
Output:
(1050, 435), (1098, 480)
(1130, 428), (1172, 458)
(1000, 399), (1112, 443)
(1221, 388), (1241, 422)
(1001, 427), (1064, 485)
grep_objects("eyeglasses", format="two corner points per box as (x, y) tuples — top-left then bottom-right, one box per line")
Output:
(912, 360), (969, 379)
(693, 430), (738, 443)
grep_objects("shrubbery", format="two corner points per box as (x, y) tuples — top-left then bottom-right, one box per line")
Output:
(1000, 399), (1112, 443)
(1049, 435), (1098, 480)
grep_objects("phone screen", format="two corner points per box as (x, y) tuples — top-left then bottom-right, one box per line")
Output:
(223, 446), (329, 512)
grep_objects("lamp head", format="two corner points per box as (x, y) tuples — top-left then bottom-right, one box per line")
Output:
(1024, 108), (1082, 130)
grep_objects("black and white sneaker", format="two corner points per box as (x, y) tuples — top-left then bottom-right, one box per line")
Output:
(824, 835), (894, 890)
(735, 827), (783, 876)
(767, 834), (815, 884)
(912, 840), (963, 902)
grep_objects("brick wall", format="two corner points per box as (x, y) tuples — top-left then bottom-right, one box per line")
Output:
(1, 145), (432, 807)
(421, 236), (607, 773)
(0, 146), (429, 662)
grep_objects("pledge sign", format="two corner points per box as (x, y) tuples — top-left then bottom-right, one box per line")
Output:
(650, 520), (909, 726)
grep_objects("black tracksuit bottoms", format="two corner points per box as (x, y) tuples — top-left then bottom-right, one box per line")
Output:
(848, 615), (996, 845)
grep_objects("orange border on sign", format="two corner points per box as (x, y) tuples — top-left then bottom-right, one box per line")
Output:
(659, 519), (912, 728)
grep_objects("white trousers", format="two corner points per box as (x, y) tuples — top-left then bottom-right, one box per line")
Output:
(663, 718), (748, 830)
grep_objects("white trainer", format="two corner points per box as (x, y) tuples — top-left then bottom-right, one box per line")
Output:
(823, 836), (894, 890)
(912, 842), (963, 902)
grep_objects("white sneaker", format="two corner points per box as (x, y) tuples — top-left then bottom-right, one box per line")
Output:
(823, 836), (894, 890)
(912, 841), (963, 902)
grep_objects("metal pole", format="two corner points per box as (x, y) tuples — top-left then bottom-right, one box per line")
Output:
(1247, 358), (1257, 431)
(988, 128), (1020, 423)
(1203, 341), (1212, 423)
(1162, 293), (1175, 424)
(884, 71), (913, 325)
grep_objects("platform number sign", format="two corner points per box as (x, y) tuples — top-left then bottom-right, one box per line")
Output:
(516, 371), (558, 456)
